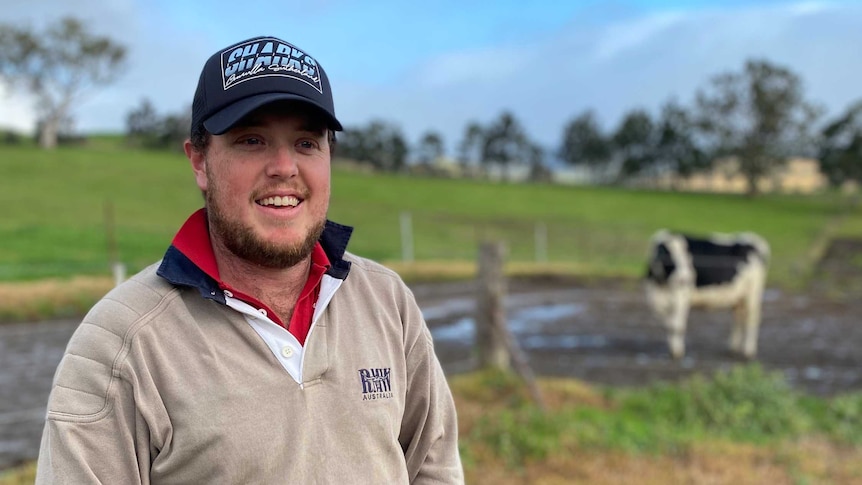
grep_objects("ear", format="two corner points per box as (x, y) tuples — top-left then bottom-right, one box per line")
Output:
(185, 139), (208, 192)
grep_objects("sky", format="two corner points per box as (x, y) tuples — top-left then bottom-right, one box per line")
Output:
(1, 0), (861, 155)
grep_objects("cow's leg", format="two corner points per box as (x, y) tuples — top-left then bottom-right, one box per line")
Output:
(729, 300), (746, 354)
(666, 289), (691, 359)
(741, 277), (765, 359)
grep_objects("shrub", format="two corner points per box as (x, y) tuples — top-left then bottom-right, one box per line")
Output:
(622, 364), (810, 442)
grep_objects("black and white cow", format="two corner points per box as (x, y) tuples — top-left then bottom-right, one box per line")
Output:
(644, 230), (770, 360)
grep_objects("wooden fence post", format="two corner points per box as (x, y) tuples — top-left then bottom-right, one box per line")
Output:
(476, 241), (546, 410)
(476, 241), (510, 371)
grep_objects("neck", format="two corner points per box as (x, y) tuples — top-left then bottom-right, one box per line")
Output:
(212, 240), (312, 323)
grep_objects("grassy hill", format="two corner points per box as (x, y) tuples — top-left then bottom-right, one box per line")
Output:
(2, 139), (860, 287)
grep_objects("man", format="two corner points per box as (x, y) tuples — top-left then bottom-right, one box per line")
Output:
(36, 36), (464, 484)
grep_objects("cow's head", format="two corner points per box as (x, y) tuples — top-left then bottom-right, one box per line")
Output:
(646, 242), (675, 284)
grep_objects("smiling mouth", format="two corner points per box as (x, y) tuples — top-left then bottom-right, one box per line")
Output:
(256, 195), (300, 207)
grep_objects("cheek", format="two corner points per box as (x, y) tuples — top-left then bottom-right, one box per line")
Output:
(312, 166), (331, 205)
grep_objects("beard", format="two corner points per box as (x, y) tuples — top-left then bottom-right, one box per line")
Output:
(205, 176), (326, 269)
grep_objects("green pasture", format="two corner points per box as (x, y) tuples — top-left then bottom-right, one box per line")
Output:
(2, 141), (859, 286)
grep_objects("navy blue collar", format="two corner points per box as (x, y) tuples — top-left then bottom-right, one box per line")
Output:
(157, 209), (353, 301)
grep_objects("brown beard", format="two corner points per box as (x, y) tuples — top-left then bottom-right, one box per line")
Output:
(205, 177), (325, 269)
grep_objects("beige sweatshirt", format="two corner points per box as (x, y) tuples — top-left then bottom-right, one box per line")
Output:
(35, 245), (463, 484)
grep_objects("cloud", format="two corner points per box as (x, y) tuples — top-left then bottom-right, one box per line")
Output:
(0, 84), (36, 133)
(336, 1), (862, 155)
(0, 0), (214, 132)
(3, 0), (861, 159)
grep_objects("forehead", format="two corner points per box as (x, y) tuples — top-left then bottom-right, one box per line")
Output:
(233, 101), (329, 131)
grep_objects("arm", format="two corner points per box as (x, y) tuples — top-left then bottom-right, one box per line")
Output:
(398, 298), (465, 484)
(36, 315), (150, 484)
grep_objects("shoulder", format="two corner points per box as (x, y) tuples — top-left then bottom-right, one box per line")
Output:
(47, 262), (180, 417)
(342, 252), (407, 287)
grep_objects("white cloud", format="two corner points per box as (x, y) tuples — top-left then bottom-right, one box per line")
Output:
(0, 83), (36, 134)
(592, 12), (686, 62)
(2, 0), (861, 158)
(337, 1), (862, 156)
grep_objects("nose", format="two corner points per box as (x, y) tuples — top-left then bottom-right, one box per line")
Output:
(265, 145), (299, 178)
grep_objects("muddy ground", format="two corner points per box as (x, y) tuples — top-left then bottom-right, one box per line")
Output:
(419, 238), (862, 398)
(1, 239), (860, 470)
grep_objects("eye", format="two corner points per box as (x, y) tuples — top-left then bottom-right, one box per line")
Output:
(297, 139), (319, 150)
(239, 136), (264, 146)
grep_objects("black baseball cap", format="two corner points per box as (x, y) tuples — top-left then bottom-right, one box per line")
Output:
(191, 36), (343, 136)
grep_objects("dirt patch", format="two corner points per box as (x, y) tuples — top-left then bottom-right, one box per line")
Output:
(416, 239), (862, 397)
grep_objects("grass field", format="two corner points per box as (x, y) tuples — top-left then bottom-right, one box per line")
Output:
(3, 140), (860, 287)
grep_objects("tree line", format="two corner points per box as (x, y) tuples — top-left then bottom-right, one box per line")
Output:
(2, 16), (861, 195)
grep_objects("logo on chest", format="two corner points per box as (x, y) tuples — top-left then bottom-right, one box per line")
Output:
(358, 368), (394, 401)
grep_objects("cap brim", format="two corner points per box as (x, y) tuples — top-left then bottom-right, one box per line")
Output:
(203, 92), (343, 135)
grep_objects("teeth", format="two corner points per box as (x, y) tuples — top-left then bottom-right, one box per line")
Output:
(259, 196), (299, 207)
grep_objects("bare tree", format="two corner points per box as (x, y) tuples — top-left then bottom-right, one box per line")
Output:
(0, 17), (126, 148)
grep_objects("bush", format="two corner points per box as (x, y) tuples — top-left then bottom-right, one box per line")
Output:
(1, 130), (22, 145)
(622, 364), (810, 442)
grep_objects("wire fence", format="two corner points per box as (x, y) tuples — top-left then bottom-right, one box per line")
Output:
(0, 211), (812, 285)
(390, 212), (654, 274)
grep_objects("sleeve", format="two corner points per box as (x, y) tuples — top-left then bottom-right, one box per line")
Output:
(398, 292), (465, 485)
(35, 317), (151, 484)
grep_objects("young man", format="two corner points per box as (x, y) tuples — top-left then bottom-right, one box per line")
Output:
(36, 36), (464, 484)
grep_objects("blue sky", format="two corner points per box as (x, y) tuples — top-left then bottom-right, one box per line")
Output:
(2, 0), (861, 154)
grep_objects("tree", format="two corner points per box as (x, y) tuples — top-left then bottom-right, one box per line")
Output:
(612, 108), (656, 181)
(695, 59), (821, 195)
(457, 121), (484, 177)
(653, 100), (708, 182)
(126, 98), (159, 137)
(155, 107), (192, 153)
(481, 111), (529, 181)
(558, 110), (613, 181)
(416, 130), (444, 166)
(125, 99), (190, 152)
(337, 120), (409, 172)
(526, 143), (551, 182)
(0, 17), (126, 149)
(818, 100), (862, 187)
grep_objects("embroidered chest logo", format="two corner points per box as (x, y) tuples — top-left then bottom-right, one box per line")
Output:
(358, 368), (393, 401)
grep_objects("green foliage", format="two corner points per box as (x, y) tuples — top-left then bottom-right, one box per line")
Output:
(558, 110), (612, 170)
(462, 364), (862, 470)
(695, 59), (822, 195)
(338, 120), (409, 171)
(622, 364), (809, 442)
(472, 406), (569, 466)
(819, 100), (862, 186)
(799, 392), (862, 445)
